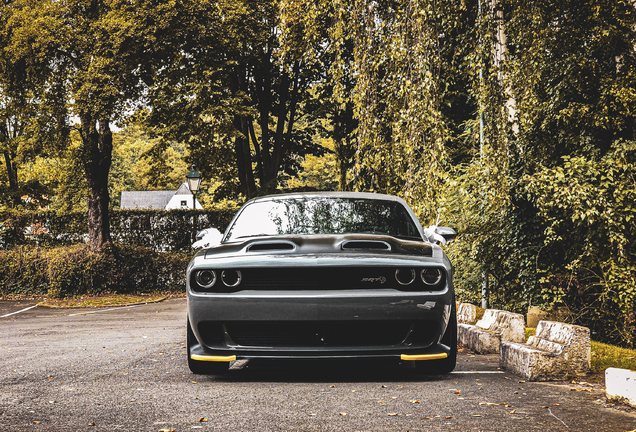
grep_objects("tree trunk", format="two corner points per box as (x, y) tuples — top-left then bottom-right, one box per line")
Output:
(492, 0), (518, 134)
(83, 118), (113, 252)
(3, 151), (17, 190)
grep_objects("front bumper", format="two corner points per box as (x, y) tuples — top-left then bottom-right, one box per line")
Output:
(187, 289), (453, 360)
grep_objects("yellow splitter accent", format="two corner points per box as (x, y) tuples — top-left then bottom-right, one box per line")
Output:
(191, 354), (236, 362)
(401, 353), (448, 361)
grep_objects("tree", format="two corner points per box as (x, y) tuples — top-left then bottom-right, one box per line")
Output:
(146, 0), (329, 200)
(1, 0), (202, 250)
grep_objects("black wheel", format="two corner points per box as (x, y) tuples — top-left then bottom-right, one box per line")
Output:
(187, 318), (229, 375)
(416, 302), (457, 374)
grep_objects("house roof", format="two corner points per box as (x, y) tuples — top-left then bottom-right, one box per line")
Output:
(120, 183), (196, 210)
(175, 182), (192, 195)
(120, 190), (177, 210)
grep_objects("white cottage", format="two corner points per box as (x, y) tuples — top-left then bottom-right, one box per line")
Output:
(120, 183), (203, 210)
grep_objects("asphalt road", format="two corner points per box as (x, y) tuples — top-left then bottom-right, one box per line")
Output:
(1, 299), (635, 431)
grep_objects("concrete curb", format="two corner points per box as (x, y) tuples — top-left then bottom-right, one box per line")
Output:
(606, 367), (636, 407)
(36, 296), (169, 309)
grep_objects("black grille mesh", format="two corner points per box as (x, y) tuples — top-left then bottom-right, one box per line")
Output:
(198, 320), (439, 348)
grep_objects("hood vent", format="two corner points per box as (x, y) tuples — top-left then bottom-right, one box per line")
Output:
(341, 240), (391, 251)
(247, 241), (295, 252)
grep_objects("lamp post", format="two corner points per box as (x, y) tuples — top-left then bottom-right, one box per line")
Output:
(185, 164), (202, 242)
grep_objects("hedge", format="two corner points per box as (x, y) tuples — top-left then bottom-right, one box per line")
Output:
(0, 244), (191, 298)
(0, 209), (235, 252)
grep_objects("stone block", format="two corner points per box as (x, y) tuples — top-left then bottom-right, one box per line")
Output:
(458, 309), (525, 354)
(457, 303), (478, 325)
(527, 306), (547, 328)
(606, 368), (636, 407)
(500, 320), (590, 381)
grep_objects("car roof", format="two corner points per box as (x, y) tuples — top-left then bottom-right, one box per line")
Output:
(247, 191), (403, 204)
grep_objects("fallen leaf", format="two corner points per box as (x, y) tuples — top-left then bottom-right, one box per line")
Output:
(509, 409), (517, 414)
(504, 376), (510, 380)
(33, 421), (40, 425)
(199, 417), (208, 422)
(445, 416), (452, 419)
(409, 399), (421, 404)
(88, 423), (95, 426)
(330, 385), (336, 388)
(192, 381), (198, 384)
(339, 412), (347, 416)
(518, 380), (526, 383)
(388, 413), (398, 416)
(351, 389), (356, 392)
(454, 390), (461, 395)
(541, 406), (548, 409)
(553, 403), (559, 406)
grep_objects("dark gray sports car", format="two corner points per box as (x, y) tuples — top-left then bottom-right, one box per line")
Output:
(186, 192), (457, 374)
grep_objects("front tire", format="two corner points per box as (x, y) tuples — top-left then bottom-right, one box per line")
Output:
(187, 318), (229, 375)
(416, 302), (457, 374)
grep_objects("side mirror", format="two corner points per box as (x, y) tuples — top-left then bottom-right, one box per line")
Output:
(435, 226), (457, 243)
(423, 225), (457, 245)
(192, 227), (223, 249)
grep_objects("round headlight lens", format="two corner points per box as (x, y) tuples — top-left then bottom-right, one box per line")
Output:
(421, 268), (443, 286)
(195, 270), (216, 288)
(221, 270), (242, 287)
(395, 268), (416, 285)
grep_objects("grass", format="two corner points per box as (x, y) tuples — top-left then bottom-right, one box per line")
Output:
(21, 291), (185, 308)
(525, 327), (636, 373)
(590, 341), (636, 373)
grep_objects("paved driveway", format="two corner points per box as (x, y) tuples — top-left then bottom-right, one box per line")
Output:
(1, 299), (634, 431)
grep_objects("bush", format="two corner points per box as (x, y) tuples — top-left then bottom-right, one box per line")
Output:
(0, 209), (235, 252)
(0, 246), (50, 295)
(0, 244), (191, 298)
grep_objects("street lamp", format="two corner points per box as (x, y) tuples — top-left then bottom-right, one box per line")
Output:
(185, 164), (202, 210)
(185, 164), (202, 243)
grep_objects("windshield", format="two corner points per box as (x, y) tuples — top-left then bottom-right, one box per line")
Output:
(225, 197), (423, 242)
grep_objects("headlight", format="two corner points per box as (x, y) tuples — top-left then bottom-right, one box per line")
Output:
(222, 270), (242, 287)
(421, 268), (443, 286)
(395, 268), (416, 285)
(195, 270), (216, 288)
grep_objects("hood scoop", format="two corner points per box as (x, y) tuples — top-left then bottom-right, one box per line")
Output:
(247, 241), (296, 252)
(341, 240), (391, 251)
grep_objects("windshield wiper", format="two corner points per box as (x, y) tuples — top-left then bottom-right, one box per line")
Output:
(234, 233), (273, 239)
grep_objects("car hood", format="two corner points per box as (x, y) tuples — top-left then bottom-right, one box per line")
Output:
(201, 234), (435, 261)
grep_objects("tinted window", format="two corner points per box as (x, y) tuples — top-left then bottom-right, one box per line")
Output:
(225, 197), (422, 242)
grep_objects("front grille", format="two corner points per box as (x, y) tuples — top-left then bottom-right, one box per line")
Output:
(238, 267), (406, 290)
(197, 320), (440, 348)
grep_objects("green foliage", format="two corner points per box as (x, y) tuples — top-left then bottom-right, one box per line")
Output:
(0, 246), (50, 295)
(109, 122), (188, 208)
(0, 244), (190, 298)
(0, 209), (235, 252)
(523, 140), (636, 347)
